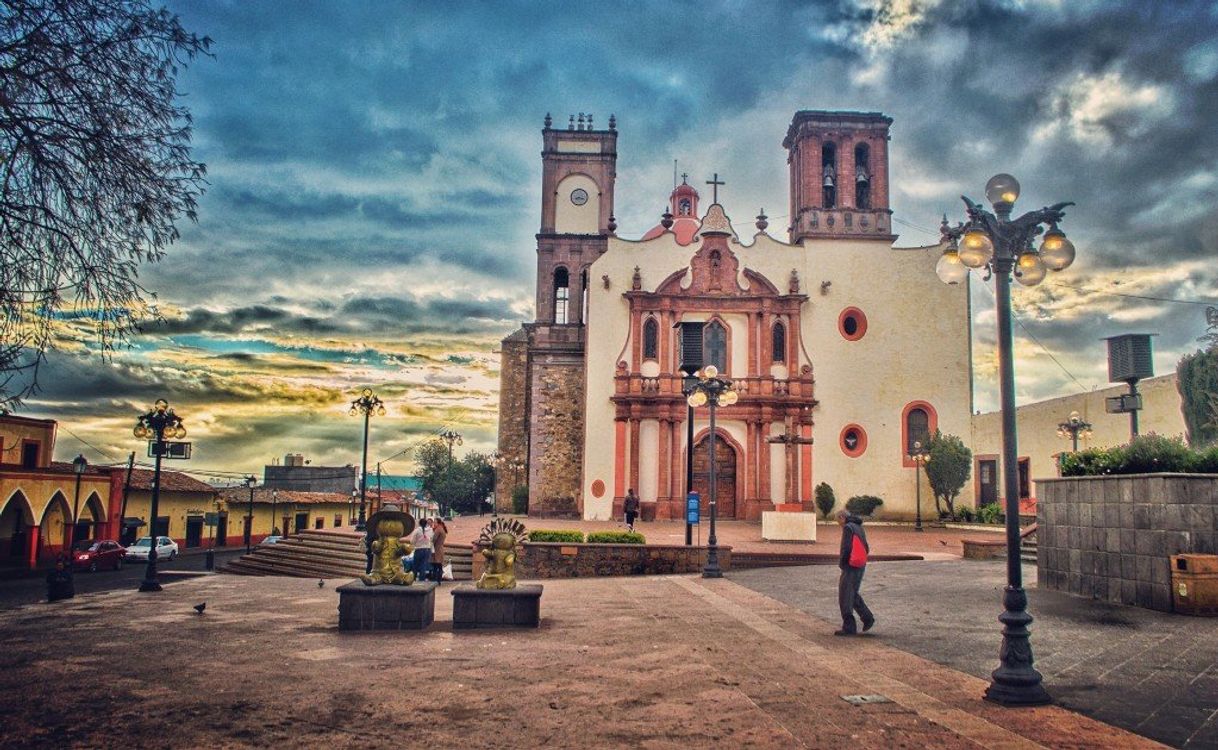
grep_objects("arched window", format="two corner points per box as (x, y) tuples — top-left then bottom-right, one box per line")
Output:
(822, 142), (837, 208)
(642, 318), (659, 360)
(679, 198), (691, 216)
(905, 407), (929, 453)
(704, 320), (727, 373)
(553, 267), (569, 324)
(854, 143), (871, 209)
(771, 321), (786, 364)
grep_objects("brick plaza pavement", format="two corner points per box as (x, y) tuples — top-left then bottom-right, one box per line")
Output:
(732, 559), (1218, 749)
(0, 570), (1163, 748)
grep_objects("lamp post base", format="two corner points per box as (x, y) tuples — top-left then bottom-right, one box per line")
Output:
(984, 586), (1050, 706)
(702, 546), (723, 578)
(138, 578), (162, 593)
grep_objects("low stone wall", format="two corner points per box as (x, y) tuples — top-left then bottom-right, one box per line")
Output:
(1037, 474), (1218, 612)
(471, 543), (732, 580)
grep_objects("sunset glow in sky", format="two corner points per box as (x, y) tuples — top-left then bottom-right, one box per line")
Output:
(24, 1), (1218, 479)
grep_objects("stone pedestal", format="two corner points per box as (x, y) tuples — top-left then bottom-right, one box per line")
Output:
(336, 580), (436, 631)
(452, 584), (543, 629)
(761, 511), (817, 542)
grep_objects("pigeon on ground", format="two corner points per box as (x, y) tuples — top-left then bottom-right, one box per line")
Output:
(193, 602), (206, 614)
(318, 579), (325, 588)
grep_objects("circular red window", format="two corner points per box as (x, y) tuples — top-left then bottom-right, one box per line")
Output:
(839, 307), (868, 341)
(840, 424), (868, 458)
(591, 480), (606, 498)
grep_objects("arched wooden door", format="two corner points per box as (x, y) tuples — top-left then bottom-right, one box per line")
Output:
(692, 433), (737, 519)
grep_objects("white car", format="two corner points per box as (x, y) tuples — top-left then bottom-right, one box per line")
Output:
(123, 536), (178, 561)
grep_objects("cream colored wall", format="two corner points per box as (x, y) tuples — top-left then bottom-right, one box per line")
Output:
(581, 224), (972, 521)
(724, 312), (748, 378)
(806, 241), (971, 519)
(968, 373), (1185, 505)
(639, 420), (658, 501)
(553, 174), (600, 234)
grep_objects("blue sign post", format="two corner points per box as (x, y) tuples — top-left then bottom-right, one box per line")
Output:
(686, 491), (700, 525)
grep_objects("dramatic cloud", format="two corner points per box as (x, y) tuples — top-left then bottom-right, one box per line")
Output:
(19, 0), (1218, 473)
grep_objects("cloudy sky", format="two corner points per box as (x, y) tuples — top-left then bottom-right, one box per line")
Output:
(24, 0), (1218, 479)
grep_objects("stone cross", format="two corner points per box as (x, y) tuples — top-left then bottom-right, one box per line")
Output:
(706, 173), (725, 204)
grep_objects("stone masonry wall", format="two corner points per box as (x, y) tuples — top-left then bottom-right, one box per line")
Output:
(495, 330), (529, 513)
(1037, 474), (1218, 612)
(527, 357), (584, 518)
(471, 542), (732, 579)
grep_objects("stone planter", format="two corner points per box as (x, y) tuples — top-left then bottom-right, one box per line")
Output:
(470, 542), (732, 580)
(1036, 474), (1218, 612)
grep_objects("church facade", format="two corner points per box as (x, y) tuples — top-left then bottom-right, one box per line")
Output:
(496, 110), (973, 521)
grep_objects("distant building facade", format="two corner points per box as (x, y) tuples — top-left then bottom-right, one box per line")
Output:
(263, 453), (358, 494)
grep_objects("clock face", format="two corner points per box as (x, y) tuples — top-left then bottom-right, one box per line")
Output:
(570, 188), (589, 206)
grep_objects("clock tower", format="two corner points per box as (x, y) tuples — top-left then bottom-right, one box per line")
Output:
(496, 113), (618, 517)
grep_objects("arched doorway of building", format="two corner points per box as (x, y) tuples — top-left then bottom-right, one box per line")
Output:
(39, 492), (72, 562)
(692, 431), (738, 519)
(0, 491), (35, 563)
(78, 492), (106, 544)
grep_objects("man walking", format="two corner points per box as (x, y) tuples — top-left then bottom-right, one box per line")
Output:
(623, 489), (640, 531)
(835, 509), (875, 636)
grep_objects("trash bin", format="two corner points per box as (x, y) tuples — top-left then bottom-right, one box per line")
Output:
(1171, 554), (1218, 616)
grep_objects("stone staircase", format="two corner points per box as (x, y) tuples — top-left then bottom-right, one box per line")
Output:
(221, 529), (472, 580)
(1020, 524), (1038, 564)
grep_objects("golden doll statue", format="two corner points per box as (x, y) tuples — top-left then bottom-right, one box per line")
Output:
(360, 506), (416, 586)
(475, 517), (530, 590)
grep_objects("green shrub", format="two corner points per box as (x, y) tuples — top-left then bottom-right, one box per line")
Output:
(976, 503), (1004, 525)
(955, 506), (975, 523)
(1060, 434), (1212, 476)
(814, 482), (836, 519)
(586, 531), (646, 544)
(845, 495), (883, 517)
(528, 529), (584, 543)
(511, 485), (529, 514)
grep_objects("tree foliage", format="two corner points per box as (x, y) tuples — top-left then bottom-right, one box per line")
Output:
(413, 439), (495, 515)
(0, 0), (211, 405)
(925, 430), (971, 517)
(814, 482), (835, 519)
(1177, 307), (1218, 448)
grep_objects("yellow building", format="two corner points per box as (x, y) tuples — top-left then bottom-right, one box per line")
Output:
(215, 488), (358, 545)
(968, 373), (1185, 514)
(1, 415), (115, 568)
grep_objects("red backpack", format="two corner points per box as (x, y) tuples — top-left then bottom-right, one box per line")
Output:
(848, 534), (868, 568)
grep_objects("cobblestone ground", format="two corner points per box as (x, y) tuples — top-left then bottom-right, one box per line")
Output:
(0, 571), (1164, 749)
(730, 560), (1218, 749)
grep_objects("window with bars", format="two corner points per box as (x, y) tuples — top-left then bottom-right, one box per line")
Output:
(905, 407), (929, 453)
(642, 318), (658, 360)
(772, 321), (786, 363)
(704, 320), (727, 373)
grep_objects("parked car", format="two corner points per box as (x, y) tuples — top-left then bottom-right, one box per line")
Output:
(258, 534), (283, 547)
(71, 540), (126, 572)
(123, 536), (178, 561)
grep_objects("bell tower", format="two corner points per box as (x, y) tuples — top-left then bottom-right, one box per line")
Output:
(536, 112), (618, 326)
(784, 110), (896, 243)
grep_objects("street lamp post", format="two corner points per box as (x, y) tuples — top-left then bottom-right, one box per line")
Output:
(1057, 411), (1093, 453)
(684, 365), (738, 578)
(270, 489), (278, 536)
(132, 399), (186, 592)
(909, 441), (929, 532)
(681, 367), (699, 547)
(349, 388), (386, 531)
(936, 173), (1075, 707)
(245, 475), (256, 553)
(68, 454), (87, 551)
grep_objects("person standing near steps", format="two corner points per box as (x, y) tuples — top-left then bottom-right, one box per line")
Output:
(834, 509), (875, 636)
(623, 489), (640, 531)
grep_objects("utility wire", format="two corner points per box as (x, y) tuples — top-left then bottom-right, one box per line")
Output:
(1052, 282), (1218, 307)
(976, 279), (1092, 394)
(57, 426), (120, 464)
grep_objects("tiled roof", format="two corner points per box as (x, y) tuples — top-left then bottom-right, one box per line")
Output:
(120, 468), (216, 494)
(216, 488), (351, 506)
